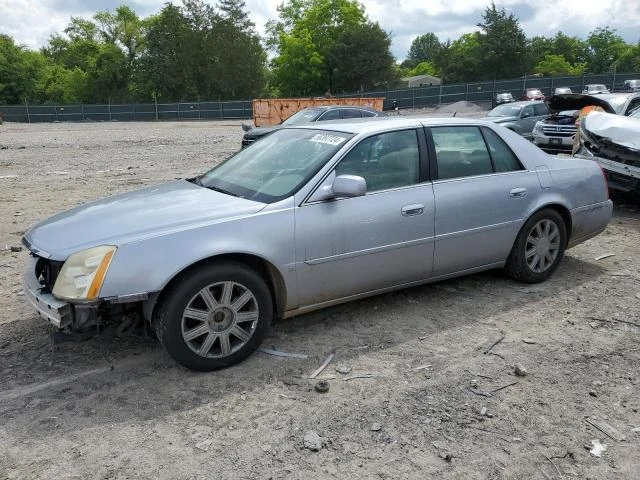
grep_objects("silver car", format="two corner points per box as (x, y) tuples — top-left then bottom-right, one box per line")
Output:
(482, 101), (551, 138)
(22, 118), (613, 371)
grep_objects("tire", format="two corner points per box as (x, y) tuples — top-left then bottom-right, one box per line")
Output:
(504, 208), (567, 284)
(154, 261), (273, 371)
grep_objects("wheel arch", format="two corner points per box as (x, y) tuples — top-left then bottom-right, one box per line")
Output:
(527, 203), (572, 245)
(146, 253), (287, 324)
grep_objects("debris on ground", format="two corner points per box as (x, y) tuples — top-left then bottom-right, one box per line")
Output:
(314, 380), (330, 393)
(589, 439), (607, 457)
(303, 430), (323, 451)
(258, 347), (308, 359)
(370, 422), (382, 432)
(514, 364), (528, 377)
(335, 363), (352, 375)
(586, 418), (626, 442)
(595, 253), (616, 261)
(308, 353), (335, 379)
(484, 331), (505, 354)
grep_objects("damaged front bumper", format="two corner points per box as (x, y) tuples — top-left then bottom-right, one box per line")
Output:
(23, 257), (73, 328)
(577, 147), (640, 194)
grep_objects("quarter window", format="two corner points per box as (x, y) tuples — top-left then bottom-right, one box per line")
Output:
(335, 129), (419, 192)
(481, 128), (522, 172)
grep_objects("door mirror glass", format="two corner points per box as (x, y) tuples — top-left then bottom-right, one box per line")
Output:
(332, 174), (367, 198)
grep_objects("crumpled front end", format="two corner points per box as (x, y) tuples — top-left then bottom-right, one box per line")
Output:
(576, 111), (640, 194)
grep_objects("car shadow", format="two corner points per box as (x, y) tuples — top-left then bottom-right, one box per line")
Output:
(0, 253), (606, 440)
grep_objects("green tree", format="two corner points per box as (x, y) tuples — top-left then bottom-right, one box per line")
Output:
(437, 33), (483, 83)
(406, 33), (440, 68)
(586, 27), (627, 73)
(534, 54), (586, 76)
(477, 2), (528, 79)
(329, 22), (396, 92)
(0, 34), (46, 104)
(407, 61), (437, 77)
(268, 0), (380, 95)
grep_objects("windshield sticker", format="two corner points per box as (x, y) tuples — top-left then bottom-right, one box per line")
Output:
(309, 133), (346, 146)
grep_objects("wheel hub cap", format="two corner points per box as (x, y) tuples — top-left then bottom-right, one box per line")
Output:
(208, 307), (234, 331)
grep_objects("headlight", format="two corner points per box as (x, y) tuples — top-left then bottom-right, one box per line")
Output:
(533, 123), (543, 134)
(52, 246), (116, 301)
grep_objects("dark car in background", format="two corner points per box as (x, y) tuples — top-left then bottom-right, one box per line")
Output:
(241, 106), (385, 147)
(482, 101), (550, 138)
(521, 88), (545, 101)
(492, 92), (515, 108)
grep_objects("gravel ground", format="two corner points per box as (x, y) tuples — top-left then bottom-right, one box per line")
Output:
(0, 120), (639, 479)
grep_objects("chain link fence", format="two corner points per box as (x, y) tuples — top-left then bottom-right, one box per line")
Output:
(1, 72), (638, 123)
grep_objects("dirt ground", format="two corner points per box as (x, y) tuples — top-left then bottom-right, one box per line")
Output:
(0, 120), (638, 480)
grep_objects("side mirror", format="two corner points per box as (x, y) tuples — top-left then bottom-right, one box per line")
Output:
(331, 174), (367, 198)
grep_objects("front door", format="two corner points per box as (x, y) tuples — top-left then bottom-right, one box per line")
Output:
(294, 128), (435, 307)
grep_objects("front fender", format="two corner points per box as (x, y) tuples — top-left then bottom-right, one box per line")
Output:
(99, 202), (297, 308)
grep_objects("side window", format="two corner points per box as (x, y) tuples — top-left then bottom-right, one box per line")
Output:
(318, 109), (340, 121)
(432, 126), (493, 180)
(360, 110), (376, 117)
(341, 109), (362, 119)
(481, 128), (523, 172)
(521, 105), (534, 118)
(534, 103), (549, 116)
(335, 129), (419, 192)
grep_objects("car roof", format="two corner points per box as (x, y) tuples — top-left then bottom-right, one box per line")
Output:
(302, 105), (382, 113)
(498, 100), (544, 107)
(286, 116), (497, 136)
(589, 92), (639, 101)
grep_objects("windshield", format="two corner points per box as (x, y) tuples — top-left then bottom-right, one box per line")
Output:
(527, 89), (542, 95)
(488, 104), (522, 117)
(198, 128), (352, 203)
(589, 85), (607, 91)
(606, 97), (628, 114)
(282, 108), (324, 126)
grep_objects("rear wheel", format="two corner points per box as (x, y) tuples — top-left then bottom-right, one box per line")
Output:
(154, 262), (272, 371)
(505, 208), (567, 283)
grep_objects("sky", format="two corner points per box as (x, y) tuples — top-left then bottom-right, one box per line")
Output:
(1, 0), (639, 60)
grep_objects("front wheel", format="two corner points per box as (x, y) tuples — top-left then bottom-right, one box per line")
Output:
(504, 208), (567, 283)
(154, 262), (273, 371)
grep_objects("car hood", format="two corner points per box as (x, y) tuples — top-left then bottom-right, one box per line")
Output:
(546, 94), (616, 114)
(23, 180), (266, 260)
(583, 111), (640, 150)
(244, 125), (281, 138)
(482, 116), (518, 123)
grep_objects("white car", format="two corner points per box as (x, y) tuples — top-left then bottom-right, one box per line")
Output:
(532, 110), (578, 152)
(582, 84), (610, 94)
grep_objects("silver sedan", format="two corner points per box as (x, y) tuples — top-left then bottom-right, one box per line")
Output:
(22, 118), (613, 370)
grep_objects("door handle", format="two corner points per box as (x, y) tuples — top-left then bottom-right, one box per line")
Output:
(401, 204), (425, 216)
(509, 187), (527, 198)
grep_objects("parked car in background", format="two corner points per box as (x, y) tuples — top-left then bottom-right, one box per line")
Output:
(483, 101), (551, 138)
(521, 88), (545, 101)
(553, 87), (573, 95)
(492, 92), (515, 108)
(582, 84), (610, 94)
(22, 117), (612, 371)
(532, 94), (617, 153)
(622, 79), (640, 92)
(575, 111), (640, 194)
(241, 106), (385, 147)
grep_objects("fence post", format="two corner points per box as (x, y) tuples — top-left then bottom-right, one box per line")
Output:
(108, 98), (112, 121)
(612, 66), (617, 91)
(24, 99), (31, 124)
(219, 98), (223, 120)
(198, 100), (201, 120)
(81, 103), (84, 121)
(439, 84), (442, 106)
(154, 94), (158, 121)
(412, 87), (415, 109)
(133, 103), (136, 121)
(55, 105), (58, 122)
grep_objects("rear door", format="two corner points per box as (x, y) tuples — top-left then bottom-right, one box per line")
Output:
(427, 125), (540, 276)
